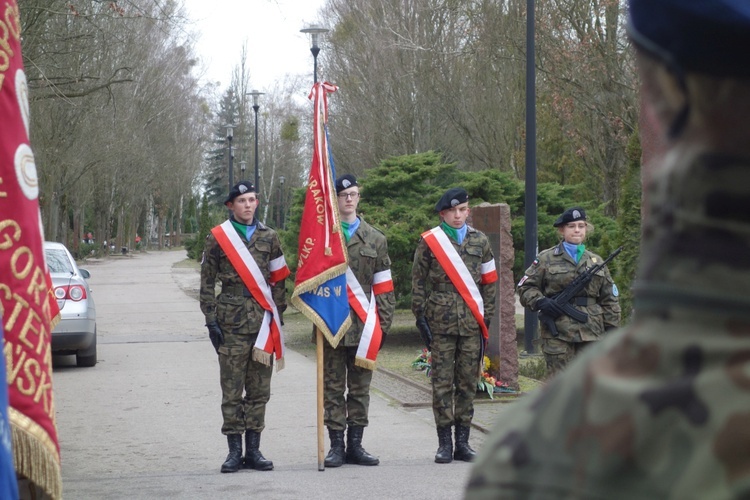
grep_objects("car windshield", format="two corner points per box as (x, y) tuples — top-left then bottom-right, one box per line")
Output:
(46, 248), (74, 274)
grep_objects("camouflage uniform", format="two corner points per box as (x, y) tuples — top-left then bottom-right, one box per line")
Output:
(518, 242), (620, 376)
(411, 226), (497, 428)
(320, 216), (395, 431)
(466, 152), (750, 499)
(200, 220), (287, 435)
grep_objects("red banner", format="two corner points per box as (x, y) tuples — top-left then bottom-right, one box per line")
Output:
(0, 1), (62, 498)
(291, 82), (351, 346)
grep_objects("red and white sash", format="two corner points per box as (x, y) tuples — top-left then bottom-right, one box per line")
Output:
(346, 267), (393, 369)
(211, 220), (290, 370)
(421, 226), (498, 339)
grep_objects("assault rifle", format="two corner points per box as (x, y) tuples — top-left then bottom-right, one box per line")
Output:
(540, 246), (623, 337)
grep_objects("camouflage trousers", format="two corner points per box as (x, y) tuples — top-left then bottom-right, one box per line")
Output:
(541, 337), (594, 379)
(431, 333), (482, 428)
(323, 341), (373, 431)
(218, 331), (273, 435)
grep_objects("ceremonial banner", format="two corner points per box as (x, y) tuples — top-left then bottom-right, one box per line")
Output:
(0, 2), (63, 497)
(291, 82), (351, 347)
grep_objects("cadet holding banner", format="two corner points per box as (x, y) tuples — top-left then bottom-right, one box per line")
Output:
(517, 207), (620, 377)
(411, 187), (498, 464)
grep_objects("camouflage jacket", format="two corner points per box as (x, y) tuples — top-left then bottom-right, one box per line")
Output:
(518, 242), (620, 342)
(200, 219), (287, 334)
(466, 154), (750, 499)
(314, 216), (395, 347)
(411, 225), (497, 336)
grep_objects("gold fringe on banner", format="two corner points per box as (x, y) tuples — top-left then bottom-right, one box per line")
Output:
(10, 409), (61, 500)
(252, 348), (273, 368)
(354, 357), (376, 371)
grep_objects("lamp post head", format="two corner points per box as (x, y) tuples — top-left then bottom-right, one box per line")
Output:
(247, 90), (264, 111)
(279, 175), (285, 185)
(225, 124), (234, 140)
(240, 160), (247, 174)
(300, 24), (329, 51)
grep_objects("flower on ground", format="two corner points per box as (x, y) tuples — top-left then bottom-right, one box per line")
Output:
(412, 348), (432, 377)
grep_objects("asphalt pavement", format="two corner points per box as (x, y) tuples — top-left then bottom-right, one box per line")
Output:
(51, 249), (513, 500)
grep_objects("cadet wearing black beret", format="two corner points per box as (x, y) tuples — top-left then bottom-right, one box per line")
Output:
(435, 187), (469, 212)
(552, 207), (586, 227)
(224, 181), (256, 204)
(335, 174), (358, 194)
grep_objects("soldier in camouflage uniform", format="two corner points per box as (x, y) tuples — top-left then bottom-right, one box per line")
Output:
(412, 187), (498, 464)
(200, 181), (288, 473)
(322, 174), (395, 468)
(466, 1), (750, 498)
(517, 207), (620, 377)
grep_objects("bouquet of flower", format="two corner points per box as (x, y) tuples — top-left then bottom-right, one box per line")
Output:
(412, 348), (432, 377)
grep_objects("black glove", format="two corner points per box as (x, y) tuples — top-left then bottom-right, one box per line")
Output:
(536, 298), (564, 319)
(484, 317), (491, 329)
(206, 321), (224, 354)
(604, 325), (617, 333)
(379, 331), (387, 351)
(416, 317), (433, 350)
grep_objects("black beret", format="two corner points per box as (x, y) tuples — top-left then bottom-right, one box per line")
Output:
(553, 207), (587, 227)
(435, 188), (469, 213)
(335, 174), (358, 194)
(628, 0), (750, 77)
(224, 181), (256, 204)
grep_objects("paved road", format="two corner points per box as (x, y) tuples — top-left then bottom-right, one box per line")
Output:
(53, 250), (486, 499)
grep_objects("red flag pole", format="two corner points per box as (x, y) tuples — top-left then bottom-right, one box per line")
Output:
(316, 328), (325, 470)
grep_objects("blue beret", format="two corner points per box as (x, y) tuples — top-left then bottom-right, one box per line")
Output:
(435, 188), (469, 212)
(224, 181), (256, 204)
(335, 174), (358, 194)
(628, 0), (750, 77)
(553, 207), (586, 227)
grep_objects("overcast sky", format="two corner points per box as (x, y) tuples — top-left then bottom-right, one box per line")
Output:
(182, 0), (328, 91)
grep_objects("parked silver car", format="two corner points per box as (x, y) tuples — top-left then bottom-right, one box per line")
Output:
(44, 241), (97, 367)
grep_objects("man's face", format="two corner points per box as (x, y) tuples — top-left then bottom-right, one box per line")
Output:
(337, 187), (360, 219)
(440, 202), (470, 229)
(226, 192), (259, 224)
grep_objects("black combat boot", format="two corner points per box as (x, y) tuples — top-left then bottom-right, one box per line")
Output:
(243, 430), (274, 471)
(454, 425), (477, 462)
(220, 434), (243, 473)
(345, 426), (380, 466)
(435, 426), (453, 464)
(324, 428), (346, 468)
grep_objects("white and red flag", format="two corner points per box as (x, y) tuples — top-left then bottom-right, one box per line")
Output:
(0, 1), (62, 497)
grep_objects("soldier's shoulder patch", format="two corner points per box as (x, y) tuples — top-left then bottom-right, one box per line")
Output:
(532, 258), (539, 266)
(517, 275), (529, 287)
(612, 283), (619, 297)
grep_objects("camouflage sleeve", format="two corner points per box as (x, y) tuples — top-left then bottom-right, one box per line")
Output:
(517, 255), (546, 310)
(199, 234), (219, 323)
(480, 236), (498, 323)
(270, 231), (287, 315)
(411, 237), (430, 319)
(598, 266), (621, 329)
(375, 238), (396, 334)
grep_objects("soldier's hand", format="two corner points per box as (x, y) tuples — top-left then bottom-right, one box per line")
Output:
(206, 321), (224, 354)
(537, 298), (564, 319)
(416, 317), (433, 350)
(484, 317), (491, 329)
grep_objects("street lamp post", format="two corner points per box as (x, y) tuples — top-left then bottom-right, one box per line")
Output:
(246, 90), (264, 191)
(225, 124), (234, 191)
(240, 160), (247, 181)
(300, 25), (329, 83)
(277, 175), (285, 228)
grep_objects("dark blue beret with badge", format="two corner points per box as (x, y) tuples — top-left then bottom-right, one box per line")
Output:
(553, 207), (587, 227)
(335, 174), (358, 194)
(224, 181), (256, 204)
(435, 187), (469, 212)
(628, 0), (750, 77)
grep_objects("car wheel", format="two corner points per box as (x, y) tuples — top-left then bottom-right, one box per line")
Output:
(76, 330), (97, 367)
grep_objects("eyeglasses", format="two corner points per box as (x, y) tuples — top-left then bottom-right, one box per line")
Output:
(337, 192), (360, 200)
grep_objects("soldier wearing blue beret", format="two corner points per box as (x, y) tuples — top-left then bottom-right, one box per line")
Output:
(467, 1), (750, 498)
